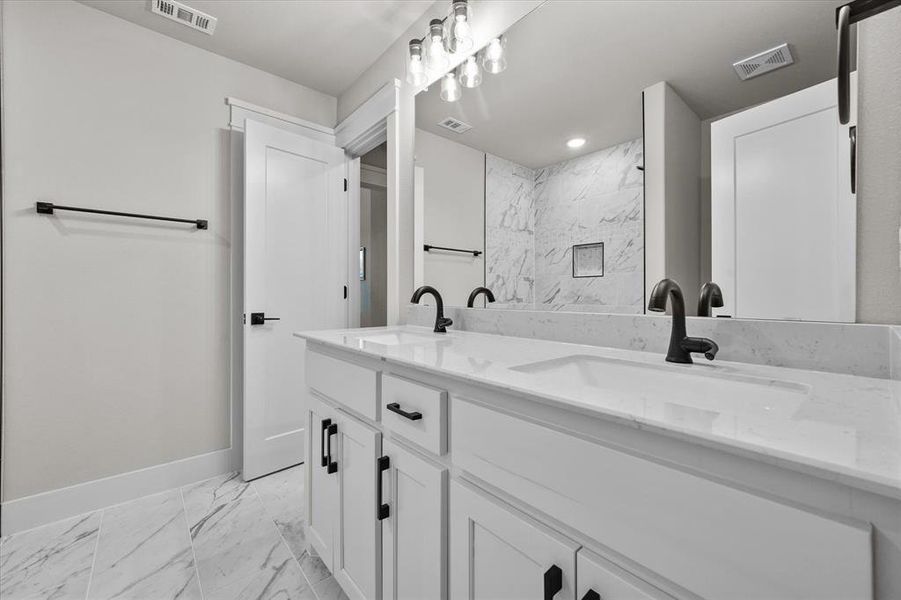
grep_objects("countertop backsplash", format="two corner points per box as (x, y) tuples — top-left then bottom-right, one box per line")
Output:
(404, 304), (900, 380)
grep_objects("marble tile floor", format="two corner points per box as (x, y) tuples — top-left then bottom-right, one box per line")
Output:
(0, 465), (348, 600)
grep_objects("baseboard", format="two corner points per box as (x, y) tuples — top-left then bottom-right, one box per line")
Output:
(1, 447), (237, 536)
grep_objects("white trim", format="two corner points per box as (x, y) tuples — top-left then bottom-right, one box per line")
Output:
(361, 164), (388, 188)
(336, 81), (399, 156)
(226, 97), (336, 145)
(1, 448), (236, 535)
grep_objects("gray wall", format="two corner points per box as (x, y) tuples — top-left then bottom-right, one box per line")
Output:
(857, 7), (901, 325)
(0, 0), (336, 500)
(415, 129), (486, 307)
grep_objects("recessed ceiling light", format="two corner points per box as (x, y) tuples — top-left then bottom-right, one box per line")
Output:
(566, 137), (586, 149)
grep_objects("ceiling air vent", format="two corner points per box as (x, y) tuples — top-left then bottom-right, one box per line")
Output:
(437, 117), (472, 134)
(151, 0), (217, 35)
(733, 43), (793, 81)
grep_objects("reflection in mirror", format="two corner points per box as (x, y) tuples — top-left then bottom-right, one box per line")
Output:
(414, 0), (876, 323)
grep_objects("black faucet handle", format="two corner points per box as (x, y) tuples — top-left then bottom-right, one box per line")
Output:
(681, 337), (719, 361)
(438, 317), (453, 328)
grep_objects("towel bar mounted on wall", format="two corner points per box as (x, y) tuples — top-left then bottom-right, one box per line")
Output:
(35, 202), (208, 230)
(423, 244), (482, 257)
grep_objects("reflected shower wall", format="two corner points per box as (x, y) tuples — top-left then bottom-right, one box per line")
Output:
(486, 139), (644, 313)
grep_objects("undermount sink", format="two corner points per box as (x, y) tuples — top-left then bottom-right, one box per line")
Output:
(348, 331), (441, 347)
(510, 354), (810, 418)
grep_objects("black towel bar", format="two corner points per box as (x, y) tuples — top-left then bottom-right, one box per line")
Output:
(36, 202), (208, 230)
(423, 244), (481, 257)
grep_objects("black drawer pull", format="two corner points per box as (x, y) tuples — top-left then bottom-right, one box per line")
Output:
(581, 591), (601, 600)
(326, 423), (338, 474)
(544, 565), (563, 600)
(377, 455), (390, 520)
(320, 419), (331, 467)
(386, 402), (422, 421)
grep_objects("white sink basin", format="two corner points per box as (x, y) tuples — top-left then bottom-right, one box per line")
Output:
(510, 354), (809, 419)
(348, 331), (441, 347)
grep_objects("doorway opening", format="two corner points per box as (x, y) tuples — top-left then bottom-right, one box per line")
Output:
(360, 143), (388, 327)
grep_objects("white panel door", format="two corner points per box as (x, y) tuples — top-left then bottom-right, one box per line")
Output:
(711, 76), (856, 322)
(307, 394), (338, 571)
(244, 119), (347, 480)
(450, 480), (578, 600)
(382, 439), (447, 600)
(334, 411), (382, 600)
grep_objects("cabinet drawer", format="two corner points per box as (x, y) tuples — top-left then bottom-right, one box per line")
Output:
(306, 350), (379, 421)
(452, 398), (872, 600)
(382, 374), (447, 455)
(576, 549), (672, 600)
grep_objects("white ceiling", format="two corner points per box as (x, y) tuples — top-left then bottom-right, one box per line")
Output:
(416, 0), (848, 168)
(77, 0), (436, 97)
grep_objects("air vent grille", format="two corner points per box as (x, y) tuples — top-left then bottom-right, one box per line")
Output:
(151, 0), (217, 35)
(437, 117), (472, 134)
(733, 43), (794, 80)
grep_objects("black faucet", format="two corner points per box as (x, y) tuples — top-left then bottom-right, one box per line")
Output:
(411, 286), (453, 333)
(648, 278), (719, 364)
(697, 282), (724, 317)
(466, 286), (496, 308)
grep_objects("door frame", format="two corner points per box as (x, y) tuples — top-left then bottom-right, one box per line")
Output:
(227, 98), (345, 476)
(336, 80), (404, 326)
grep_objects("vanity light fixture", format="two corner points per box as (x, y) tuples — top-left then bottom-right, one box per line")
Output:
(406, 39), (428, 86)
(566, 137), (587, 149)
(481, 36), (507, 74)
(425, 19), (450, 71)
(445, 0), (474, 53)
(458, 55), (482, 89)
(440, 72), (462, 102)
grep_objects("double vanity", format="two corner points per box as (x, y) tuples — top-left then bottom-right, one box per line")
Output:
(296, 325), (900, 600)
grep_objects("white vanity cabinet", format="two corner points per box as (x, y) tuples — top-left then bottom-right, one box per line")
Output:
(303, 344), (879, 600)
(382, 438), (447, 600)
(450, 480), (579, 600)
(307, 392), (382, 600)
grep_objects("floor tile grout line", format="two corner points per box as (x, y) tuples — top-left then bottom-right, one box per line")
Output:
(179, 487), (206, 600)
(250, 482), (323, 600)
(83, 509), (105, 600)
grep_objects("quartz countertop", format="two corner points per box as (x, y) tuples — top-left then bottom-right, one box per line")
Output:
(296, 326), (901, 500)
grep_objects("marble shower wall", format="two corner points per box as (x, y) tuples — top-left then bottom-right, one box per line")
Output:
(485, 154), (535, 304)
(485, 139), (644, 312)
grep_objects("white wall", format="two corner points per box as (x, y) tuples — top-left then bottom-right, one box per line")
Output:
(857, 7), (901, 325)
(643, 82), (702, 312)
(0, 0), (336, 501)
(415, 129), (485, 306)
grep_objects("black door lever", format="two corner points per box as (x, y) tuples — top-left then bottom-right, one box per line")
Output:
(250, 312), (281, 325)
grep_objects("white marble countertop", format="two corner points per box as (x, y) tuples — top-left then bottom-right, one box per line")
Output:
(296, 326), (901, 500)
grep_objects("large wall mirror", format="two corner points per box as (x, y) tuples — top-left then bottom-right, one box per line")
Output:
(413, 0), (871, 323)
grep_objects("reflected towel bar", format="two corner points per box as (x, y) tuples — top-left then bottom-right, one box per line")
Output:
(423, 244), (481, 257)
(36, 202), (208, 230)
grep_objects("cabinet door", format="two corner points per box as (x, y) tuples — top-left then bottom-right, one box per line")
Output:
(334, 410), (382, 600)
(307, 394), (337, 571)
(450, 480), (578, 600)
(382, 439), (447, 600)
(576, 549), (672, 600)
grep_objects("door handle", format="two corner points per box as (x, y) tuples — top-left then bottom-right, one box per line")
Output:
(386, 402), (423, 421)
(250, 312), (280, 325)
(544, 565), (563, 600)
(326, 423), (338, 474)
(836, 4), (851, 125)
(320, 419), (331, 467)
(581, 591), (601, 600)
(377, 455), (390, 520)
(850, 125), (857, 193)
